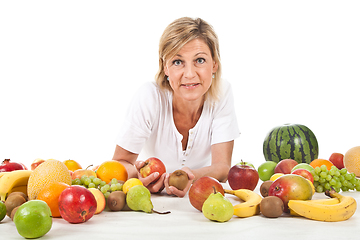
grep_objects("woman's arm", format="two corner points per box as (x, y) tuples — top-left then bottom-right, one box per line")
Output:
(164, 140), (234, 197)
(112, 145), (166, 192)
(188, 140), (234, 182)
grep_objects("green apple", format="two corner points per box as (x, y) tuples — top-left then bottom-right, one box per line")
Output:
(14, 200), (52, 239)
(291, 163), (315, 175)
(258, 161), (277, 181)
(202, 188), (234, 222)
(0, 201), (6, 222)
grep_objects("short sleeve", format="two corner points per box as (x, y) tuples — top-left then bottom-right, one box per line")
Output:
(211, 81), (240, 145)
(115, 82), (160, 154)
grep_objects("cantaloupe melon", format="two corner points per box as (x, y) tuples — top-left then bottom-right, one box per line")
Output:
(27, 159), (72, 200)
(344, 146), (360, 177)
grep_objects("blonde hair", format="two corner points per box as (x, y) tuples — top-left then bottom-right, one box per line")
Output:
(155, 17), (222, 101)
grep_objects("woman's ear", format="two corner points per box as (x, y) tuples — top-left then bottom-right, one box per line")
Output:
(164, 62), (169, 77)
(212, 61), (218, 74)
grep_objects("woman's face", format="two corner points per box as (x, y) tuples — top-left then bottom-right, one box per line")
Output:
(164, 38), (218, 104)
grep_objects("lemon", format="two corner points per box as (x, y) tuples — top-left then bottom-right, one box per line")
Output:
(122, 178), (143, 194)
(270, 173), (284, 182)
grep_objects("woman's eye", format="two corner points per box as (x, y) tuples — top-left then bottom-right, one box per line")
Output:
(196, 58), (205, 64)
(173, 60), (182, 66)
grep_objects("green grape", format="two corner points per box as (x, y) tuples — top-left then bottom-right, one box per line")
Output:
(341, 186), (349, 191)
(100, 186), (107, 194)
(313, 181), (319, 188)
(333, 186), (341, 193)
(334, 171), (340, 177)
(320, 172), (327, 179)
(326, 175), (332, 181)
(313, 175), (320, 181)
(100, 181), (106, 186)
(115, 183), (122, 191)
(345, 173), (352, 181)
(103, 184), (110, 191)
(110, 183), (117, 192)
(339, 175), (345, 182)
(80, 175), (87, 184)
(89, 175), (96, 181)
(316, 185), (324, 193)
(319, 178), (326, 183)
(350, 178), (357, 185)
(335, 181), (342, 189)
(356, 185), (360, 191)
(340, 168), (347, 175)
(111, 178), (118, 185)
(74, 178), (81, 185)
(104, 192), (110, 198)
(320, 165), (328, 172)
(84, 178), (91, 186)
(88, 182), (96, 188)
(324, 183), (331, 190)
(342, 180), (349, 187)
(93, 178), (101, 185)
(315, 167), (321, 174)
(329, 179), (337, 186)
(329, 168), (336, 176)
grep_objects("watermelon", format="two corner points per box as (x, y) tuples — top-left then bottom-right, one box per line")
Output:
(263, 124), (319, 164)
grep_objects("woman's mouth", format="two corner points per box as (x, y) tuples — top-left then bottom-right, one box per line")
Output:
(181, 83), (200, 88)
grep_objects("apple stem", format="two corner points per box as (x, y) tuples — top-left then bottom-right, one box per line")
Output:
(85, 164), (93, 170)
(152, 209), (171, 214)
(212, 186), (217, 194)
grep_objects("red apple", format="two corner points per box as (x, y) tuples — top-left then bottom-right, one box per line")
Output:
(228, 164), (259, 191)
(0, 159), (26, 172)
(274, 159), (298, 174)
(139, 157), (166, 181)
(268, 174), (313, 212)
(291, 168), (314, 183)
(58, 185), (97, 223)
(72, 165), (97, 180)
(31, 158), (46, 170)
(329, 153), (344, 169)
(188, 176), (224, 212)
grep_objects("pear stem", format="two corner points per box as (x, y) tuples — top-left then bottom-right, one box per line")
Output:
(152, 209), (171, 214)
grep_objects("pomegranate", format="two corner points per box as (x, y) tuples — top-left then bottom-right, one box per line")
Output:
(58, 186), (97, 223)
(0, 159), (26, 172)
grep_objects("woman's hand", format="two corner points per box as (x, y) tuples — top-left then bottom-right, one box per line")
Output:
(164, 168), (195, 198)
(135, 161), (166, 193)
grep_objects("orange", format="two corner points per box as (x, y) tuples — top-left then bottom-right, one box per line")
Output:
(37, 182), (70, 217)
(63, 159), (82, 172)
(309, 159), (334, 170)
(344, 146), (360, 177)
(96, 160), (128, 184)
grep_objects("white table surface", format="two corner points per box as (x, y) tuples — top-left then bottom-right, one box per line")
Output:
(1, 182), (359, 240)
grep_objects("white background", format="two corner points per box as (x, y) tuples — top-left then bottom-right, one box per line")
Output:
(1, 1), (359, 170)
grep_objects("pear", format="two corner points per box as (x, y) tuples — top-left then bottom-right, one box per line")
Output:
(202, 187), (234, 222)
(126, 185), (153, 213)
(126, 185), (170, 214)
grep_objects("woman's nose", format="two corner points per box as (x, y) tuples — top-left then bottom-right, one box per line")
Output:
(183, 64), (196, 79)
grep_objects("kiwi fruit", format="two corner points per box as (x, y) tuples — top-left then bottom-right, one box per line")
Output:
(260, 196), (284, 218)
(260, 180), (273, 197)
(5, 194), (27, 217)
(7, 192), (28, 201)
(169, 170), (189, 191)
(10, 205), (21, 221)
(107, 191), (126, 211)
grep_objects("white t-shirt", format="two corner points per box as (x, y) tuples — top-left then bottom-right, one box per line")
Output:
(116, 80), (240, 173)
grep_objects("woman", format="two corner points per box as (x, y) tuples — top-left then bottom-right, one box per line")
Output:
(113, 17), (240, 197)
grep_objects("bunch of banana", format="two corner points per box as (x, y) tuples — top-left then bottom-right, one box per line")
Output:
(0, 170), (32, 201)
(224, 189), (262, 218)
(288, 189), (357, 222)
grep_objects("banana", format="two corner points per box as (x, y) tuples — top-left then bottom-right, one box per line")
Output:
(0, 170), (32, 201)
(224, 189), (262, 218)
(288, 190), (357, 222)
(289, 197), (340, 216)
